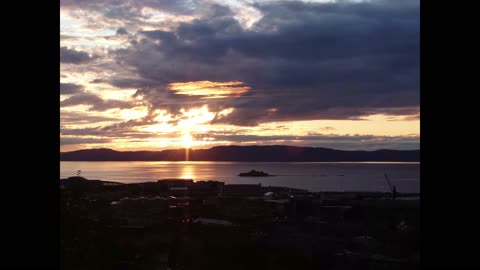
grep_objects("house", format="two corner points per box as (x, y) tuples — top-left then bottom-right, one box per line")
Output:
(224, 184), (262, 198)
(189, 181), (224, 198)
(192, 218), (232, 226)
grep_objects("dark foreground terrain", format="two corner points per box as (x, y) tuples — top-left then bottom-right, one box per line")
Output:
(61, 177), (419, 270)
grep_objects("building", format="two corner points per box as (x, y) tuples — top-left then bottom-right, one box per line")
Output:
(157, 179), (194, 188)
(115, 195), (191, 225)
(169, 187), (189, 197)
(189, 181), (224, 198)
(224, 184), (262, 198)
(192, 218), (232, 226)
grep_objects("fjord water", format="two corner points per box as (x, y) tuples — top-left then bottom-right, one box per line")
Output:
(60, 161), (420, 193)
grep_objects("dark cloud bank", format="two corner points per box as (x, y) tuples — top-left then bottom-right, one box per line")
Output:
(61, 0), (420, 150)
(60, 83), (84, 95)
(112, 0), (419, 126)
(60, 47), (98, 64)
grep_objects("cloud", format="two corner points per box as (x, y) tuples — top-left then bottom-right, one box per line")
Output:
(61, 0), (199, 18)
(167, 81), (250, 99)
(387, 113), (420, 121)
(61, 126), (158, 138)
(60, 111), (121, 124)
(60, 92), (133, 111)
(90, 79), (104, 84)
(109, 78), (158, 89)
(61, 110), (162, 137)
(60, 83), (84, 95)
(110, 0), (419, 126)
(194, 133), (420, 150)
(60, 0), (420, 151)
(116, 27), (129, 35)
(60, 47), (97, 64)
(61, 137), (112, 145)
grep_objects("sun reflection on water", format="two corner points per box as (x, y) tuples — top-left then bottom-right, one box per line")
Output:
(181, 165), (196, 181)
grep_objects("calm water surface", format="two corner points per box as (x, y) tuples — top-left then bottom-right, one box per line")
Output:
(60, 161), (420, 193)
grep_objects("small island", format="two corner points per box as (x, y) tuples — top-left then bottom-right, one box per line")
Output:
(238, 170), (274, 177)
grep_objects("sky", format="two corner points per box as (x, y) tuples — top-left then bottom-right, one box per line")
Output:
(60, 0), (419, 152)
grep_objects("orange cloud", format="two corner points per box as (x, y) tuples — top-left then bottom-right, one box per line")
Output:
(167, 81), (250, 99)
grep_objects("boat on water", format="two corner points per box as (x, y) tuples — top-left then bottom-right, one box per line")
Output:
(238, 170), (274, 177)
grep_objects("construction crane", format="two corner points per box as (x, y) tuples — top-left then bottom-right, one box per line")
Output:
(384, 173), (397, 199)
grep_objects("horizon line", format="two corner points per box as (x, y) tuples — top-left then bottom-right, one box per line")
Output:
(61, 144), (421, 153)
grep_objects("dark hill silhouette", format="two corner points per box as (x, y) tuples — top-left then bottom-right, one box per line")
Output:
(60, 145), (419, 162)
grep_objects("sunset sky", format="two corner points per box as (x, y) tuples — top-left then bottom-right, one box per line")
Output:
(60, 0), (419, 151)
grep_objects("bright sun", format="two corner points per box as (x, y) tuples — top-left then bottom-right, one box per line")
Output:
(181, 133), (193, 148)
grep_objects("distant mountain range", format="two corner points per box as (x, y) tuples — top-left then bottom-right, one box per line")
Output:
(60, 145), (420, 162)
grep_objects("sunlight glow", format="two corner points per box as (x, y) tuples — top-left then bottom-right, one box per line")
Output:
(218, 108), (235, 117)
(153, 110), (172, 122)
(181, 133), (193, 148)
(178, 105), (216, 130)
(141, 123), (175, 133)
(118, 107), (147, 120)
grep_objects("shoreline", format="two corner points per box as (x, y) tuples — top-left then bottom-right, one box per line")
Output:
(60, 177), (420, 199)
